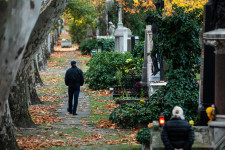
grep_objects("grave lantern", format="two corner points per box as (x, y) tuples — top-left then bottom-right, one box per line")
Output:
(159, 113), (165, 126)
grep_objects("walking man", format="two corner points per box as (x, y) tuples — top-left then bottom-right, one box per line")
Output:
(65, 61), (84, 115)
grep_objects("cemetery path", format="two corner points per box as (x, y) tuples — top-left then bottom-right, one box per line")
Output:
(16, 47), (140, 150)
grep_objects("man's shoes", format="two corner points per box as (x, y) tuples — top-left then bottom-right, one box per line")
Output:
(67, 108), (72, 114)
(73, 113), (78, 115)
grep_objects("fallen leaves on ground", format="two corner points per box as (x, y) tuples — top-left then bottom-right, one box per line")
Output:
(95, 120), (117, 129)
(82, 88), (111, 97)
(37, 86), (65, 94)
(49, 52), (68, 59)
(42, 76), (62, 84)
(17, 136), (66, 150)
(29, 105), (63, 124)
(82, 133), (104, 142)
(39, 96), (61, 102)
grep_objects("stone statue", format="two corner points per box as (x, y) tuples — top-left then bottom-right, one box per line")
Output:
(108, 22), (115, 36)
(145, 15), (160, 76)
(144, 0), (164, 76)
(212, 0), (225, 28)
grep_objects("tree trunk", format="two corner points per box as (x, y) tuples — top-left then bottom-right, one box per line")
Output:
(29, 60), (42, 104)
(0, 101), (19, 150)
(34, 59), (44, 87)
(0, 0), (41, 149)
(9, 70), (36, 128)
(9, 59), (42, 128)
(9, 0), (69, 128)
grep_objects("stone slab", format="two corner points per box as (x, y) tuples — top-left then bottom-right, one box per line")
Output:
(203, 29), (225, 40)
(216, 115), (225, 122)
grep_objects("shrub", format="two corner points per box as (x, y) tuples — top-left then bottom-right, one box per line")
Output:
(110, 6), (202, 128)
(97, 39), (114, 52)
(85, 52), (143, 90)
(153, 6), (201, 122)
(136, 128), (151, 144)
(131, 41), (144, 58)
(109, 97), (161, 128)
(78, 39), (97, 55)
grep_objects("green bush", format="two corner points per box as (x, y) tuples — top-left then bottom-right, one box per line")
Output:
(68, 20), (87, 44)
(85, 52), (143, 90)
(131, 41), (145, 58)
(97, 39), (115, 52)
(66, 0), (97, 43)
(136, 128), (151, 144)
(109, 6), (202, 128)
(109, 98), (161, 128)
(78, 39), (97, 55)
(153, 6), (202, 122)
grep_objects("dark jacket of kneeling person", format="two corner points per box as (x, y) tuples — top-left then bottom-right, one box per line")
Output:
(161, 106), (194, 150)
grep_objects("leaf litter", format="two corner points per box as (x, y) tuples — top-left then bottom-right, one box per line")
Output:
(17, 49), (140, 149)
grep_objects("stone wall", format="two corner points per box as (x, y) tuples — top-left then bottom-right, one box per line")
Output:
(150, 121), (212, 150)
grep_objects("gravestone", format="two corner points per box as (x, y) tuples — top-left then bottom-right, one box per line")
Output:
(86, 25), (93, 39)
(203, 0), (225, 148)
(114, 4), (132, 52)
(199, 1), (215, 126)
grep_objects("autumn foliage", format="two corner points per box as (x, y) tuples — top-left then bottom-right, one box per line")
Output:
(116, 0), (207, 15)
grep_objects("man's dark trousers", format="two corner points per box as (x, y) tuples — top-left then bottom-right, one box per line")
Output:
(68, 86), (80, 115)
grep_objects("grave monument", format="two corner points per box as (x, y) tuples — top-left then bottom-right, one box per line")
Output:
(203, 0), (225, 149)
(114, 4), (132, 52)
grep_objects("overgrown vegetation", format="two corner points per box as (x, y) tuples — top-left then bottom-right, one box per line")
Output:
(97, 39), (115, 52)
(109, 99), (161, 128)
(85, 51), (143, 90)
(153, 6), (202, 122)
(78, 38), (115, 55)
(131, 41), (144, 58)
(110, 5), (202, 128)
(65, 0), (98, 43)
(78, 39), (98, 55)
(136, 128), (151, 145)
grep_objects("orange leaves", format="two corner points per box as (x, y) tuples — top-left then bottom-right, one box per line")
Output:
(39, 96), (61, 102)
(17, 136), (66, 150)
(50, 52), (68, 59)
(83, 133), (104, 142)
(29, 105), (63, 124)
(117, 0), (155, 14)
(95, 120), (117, 129)
(116, 0), (206, 15)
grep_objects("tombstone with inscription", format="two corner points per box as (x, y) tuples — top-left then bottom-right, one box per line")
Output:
(114, 4), (132, 52)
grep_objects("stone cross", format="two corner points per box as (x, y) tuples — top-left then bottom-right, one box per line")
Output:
(117, 4), (123, 29)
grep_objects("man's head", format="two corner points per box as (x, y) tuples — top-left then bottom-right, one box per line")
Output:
(172, 106), (185, 120)
(71, 61), (76, 67)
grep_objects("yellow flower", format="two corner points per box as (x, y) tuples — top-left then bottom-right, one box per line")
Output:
(140, 100), (145, 103)
(189, 120), (194, 126)
(126, 59), (132, 63)
(125, 69), (129, 73)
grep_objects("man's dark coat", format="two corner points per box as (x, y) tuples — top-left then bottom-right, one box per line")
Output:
(65, 66), (84, 88)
